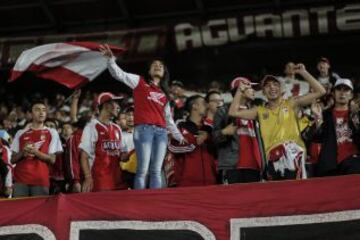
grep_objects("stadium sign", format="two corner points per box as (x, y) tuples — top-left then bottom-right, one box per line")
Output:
(1, 3), (360, 65)
(175, 4), (360, 51)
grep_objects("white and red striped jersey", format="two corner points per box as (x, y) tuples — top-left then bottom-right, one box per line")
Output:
(79, 119), (126, 191)
(10, 126), (63, 187)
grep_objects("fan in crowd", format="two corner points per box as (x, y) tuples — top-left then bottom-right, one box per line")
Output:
(0, 56), (359, 198)
(100, 44), (185, 190)
(10, 100), (63, 197)
(228, 64), (326, 180)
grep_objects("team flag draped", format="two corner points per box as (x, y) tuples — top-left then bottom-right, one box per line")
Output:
(9, 42), (124, 89)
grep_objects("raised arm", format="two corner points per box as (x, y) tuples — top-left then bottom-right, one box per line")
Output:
(228, 83), (258, 120)
(70, 89), (81, 123)
(99, 44), (140, 89)
(292, 64), (326, 107)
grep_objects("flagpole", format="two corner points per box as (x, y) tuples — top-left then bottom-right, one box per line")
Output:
(64, 91), (76, 103)
(65, 88), (81, 103)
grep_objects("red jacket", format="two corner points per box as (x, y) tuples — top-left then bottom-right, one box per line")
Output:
(168, 119), (217, 187)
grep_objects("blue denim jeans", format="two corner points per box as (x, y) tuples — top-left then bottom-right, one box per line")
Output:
(133, 124), (168, 189)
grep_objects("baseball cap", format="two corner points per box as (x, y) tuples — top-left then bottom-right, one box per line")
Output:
(318, 57), (330, 65)
(261, 75), (281, 87)
(333, 78), (354, 91)
(230, 77), (258, 90)
(96, 92), (124, 106)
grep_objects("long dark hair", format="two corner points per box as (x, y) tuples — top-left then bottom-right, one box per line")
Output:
(145, 59), (171, 100)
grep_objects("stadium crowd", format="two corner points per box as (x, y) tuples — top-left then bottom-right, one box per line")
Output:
(0, 52), (359, 198)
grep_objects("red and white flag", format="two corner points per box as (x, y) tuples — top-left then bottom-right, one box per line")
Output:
(9, 42), (125, 89)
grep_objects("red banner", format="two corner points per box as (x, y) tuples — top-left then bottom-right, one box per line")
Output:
(0, 175), (360, 240)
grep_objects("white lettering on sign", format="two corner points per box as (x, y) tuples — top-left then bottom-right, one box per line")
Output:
(175, 4), (360, 51)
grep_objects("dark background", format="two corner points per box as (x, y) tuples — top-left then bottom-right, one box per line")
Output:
(1, 0), (359, 98)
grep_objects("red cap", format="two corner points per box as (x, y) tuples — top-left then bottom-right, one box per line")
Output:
(96, 92), (124, 106)
(230, 77), (257, 90)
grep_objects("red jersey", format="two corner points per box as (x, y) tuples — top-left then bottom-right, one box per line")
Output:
(11, 126), (63, 187)
(134, 77), (168, 127)
(333, 109), (359, 164)
(79, 119), (126, 191)
(107, 60), (184, 142)
(236, 107), (262, 171)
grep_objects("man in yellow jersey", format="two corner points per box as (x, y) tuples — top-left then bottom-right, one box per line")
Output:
(229, 64), (326, 180)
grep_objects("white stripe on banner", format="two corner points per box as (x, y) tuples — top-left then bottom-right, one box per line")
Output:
(0, 224), (56, 240)
(230, 209), (360, 240)
(13, 43), (89, 71)
(70, 220), (216, 240)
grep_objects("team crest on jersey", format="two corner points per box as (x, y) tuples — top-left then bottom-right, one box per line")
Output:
(33, 140), (45, 150)
(147, 92), (165, 106)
